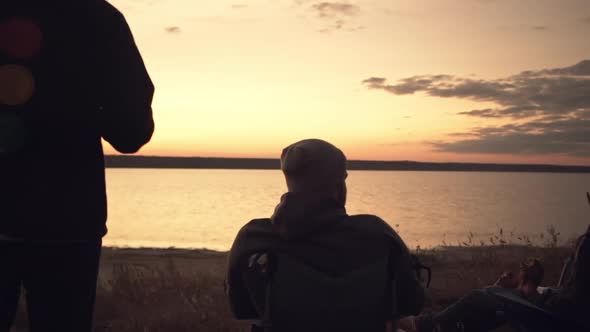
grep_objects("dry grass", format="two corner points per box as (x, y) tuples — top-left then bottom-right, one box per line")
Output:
(11, 239), (573, 331)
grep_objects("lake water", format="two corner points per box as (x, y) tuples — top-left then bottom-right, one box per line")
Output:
(103, 169), (590, 251)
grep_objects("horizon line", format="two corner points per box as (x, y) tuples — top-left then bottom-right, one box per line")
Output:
(105, 155), (590, 168)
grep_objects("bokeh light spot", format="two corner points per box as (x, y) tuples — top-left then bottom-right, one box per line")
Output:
(0, 65), (35, 106)
(0, 112), (26, 153)
(0, 18), (43, 58)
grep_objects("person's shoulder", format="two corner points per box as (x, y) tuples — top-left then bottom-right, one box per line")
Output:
(345, 214), (408, 249)
(346, 214), (395, 234)
(85, 0), (126, 25)
(235, 218), (273, 238)
(229, 218), (277, 259)
(241, 218), (271, 228)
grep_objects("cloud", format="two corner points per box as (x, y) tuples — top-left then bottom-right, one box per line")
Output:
(362, 77), (386, 85)
(164, 26), (181, 34)
(311, 2), (360, 18)
(296, 1), (362, 33)
(347, 25), (366, 32)
(531, 25), (548, 31)
(363, 60), (590, 119)
(431, 116), (590, 157)
(363, 60), (590, 157)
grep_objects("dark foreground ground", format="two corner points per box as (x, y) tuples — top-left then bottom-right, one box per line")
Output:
(11, 245), (571, 331)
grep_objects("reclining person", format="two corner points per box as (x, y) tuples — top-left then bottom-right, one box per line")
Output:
(226, 139), (425, 332)
(402, 224), (590, 332)
(541, 225), (590, 331)
(399, 258), (545, 332)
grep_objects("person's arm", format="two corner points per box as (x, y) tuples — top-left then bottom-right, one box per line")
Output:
(391, 240), (425, 317)
(96, 2), (154, 153)
(225, 260), (259, 319)
(494, 271), (518, 288)
(226, 227), (260, 319)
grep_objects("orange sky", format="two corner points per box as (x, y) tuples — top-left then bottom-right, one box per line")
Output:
(104, 0), (590, 165)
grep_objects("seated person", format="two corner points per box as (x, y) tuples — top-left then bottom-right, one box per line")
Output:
(494, 258), (545, 304)
(399, 258), (545, 332)
(225, 139), (425, 332)
(540, 225), (590, 330)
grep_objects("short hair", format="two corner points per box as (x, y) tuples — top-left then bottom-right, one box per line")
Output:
(520, 258), (544, 286)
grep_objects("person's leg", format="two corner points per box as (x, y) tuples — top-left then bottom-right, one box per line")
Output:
(0, 242), (23, 332)
(23, 240), (102, 332)
(436, 289), (504, 331)
(411, 289), (507, 332)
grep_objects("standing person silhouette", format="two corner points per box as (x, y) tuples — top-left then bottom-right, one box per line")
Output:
(0, 1), (154, 331)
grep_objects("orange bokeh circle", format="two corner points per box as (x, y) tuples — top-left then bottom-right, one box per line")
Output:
(0, 65), (35, 106)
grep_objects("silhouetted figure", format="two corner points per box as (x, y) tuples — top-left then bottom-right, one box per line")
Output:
(541, 226), (590, 330)
(399, 258), (545, 332)
(400, 225), (590, 332)
(226, 139), (424, 332)
(0, 1), (154, 331)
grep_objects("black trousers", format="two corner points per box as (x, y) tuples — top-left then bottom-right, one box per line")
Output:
(0, 240), (102, 332)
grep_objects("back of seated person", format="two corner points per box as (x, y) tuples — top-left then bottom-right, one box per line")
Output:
(225, 139), (425, 332)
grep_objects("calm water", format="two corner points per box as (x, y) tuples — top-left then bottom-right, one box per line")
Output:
(103, 169), (590, 251)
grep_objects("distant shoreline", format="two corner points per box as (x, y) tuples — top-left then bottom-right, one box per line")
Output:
(105, 155), (590, 173)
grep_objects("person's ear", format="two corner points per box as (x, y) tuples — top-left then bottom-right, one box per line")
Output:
(334, 179), (346, 205)
(341, 179), (347, 205)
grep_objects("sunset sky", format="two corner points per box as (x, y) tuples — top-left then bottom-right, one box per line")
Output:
(105, 0), (590, 165)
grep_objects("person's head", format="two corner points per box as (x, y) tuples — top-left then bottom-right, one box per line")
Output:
(517, 258), (544, 291)
(280, 139), (348, 206)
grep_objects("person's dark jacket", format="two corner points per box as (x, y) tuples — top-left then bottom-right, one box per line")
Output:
(226, 192), (425, 322)
(0, 0), (154, 241)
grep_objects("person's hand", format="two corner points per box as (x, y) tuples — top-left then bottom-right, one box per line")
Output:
(495, 271), (517, 288)
(396, 316), (416, 332)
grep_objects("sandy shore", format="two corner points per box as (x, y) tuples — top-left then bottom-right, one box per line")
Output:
(11, 245), (572, 331)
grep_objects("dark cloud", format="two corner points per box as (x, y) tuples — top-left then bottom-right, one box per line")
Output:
(457, 109), (503, 118)
(164, 26), (181, 34)
(539, 60), (590, 76)
(364, 60), (590, 157)
(432, 116), (590, 157)
(362, 77), (386, 85)
(531, 25), (548, 31)
(362, 60), (590, 119)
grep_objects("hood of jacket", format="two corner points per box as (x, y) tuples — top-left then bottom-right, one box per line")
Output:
(270, 192), (347, 240)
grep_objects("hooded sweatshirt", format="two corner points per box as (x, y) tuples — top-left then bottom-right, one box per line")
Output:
(226, 192), (425, 323)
